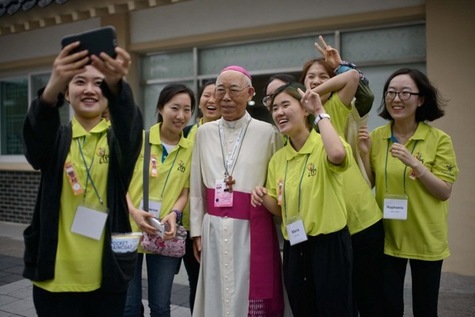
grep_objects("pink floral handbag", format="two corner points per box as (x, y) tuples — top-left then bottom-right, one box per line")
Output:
(140, 225), (187, 257)
(139, 130), (186, 258)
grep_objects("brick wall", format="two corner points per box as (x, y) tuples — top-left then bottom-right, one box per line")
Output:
(0, 170), (40, 224)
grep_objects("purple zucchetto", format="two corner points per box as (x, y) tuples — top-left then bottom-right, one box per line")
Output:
(220, 65), (252, 80)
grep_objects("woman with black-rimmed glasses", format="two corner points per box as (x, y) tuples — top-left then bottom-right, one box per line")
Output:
(359, 68), (459, 317)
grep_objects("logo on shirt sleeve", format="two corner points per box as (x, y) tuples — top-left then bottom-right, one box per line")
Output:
(443, 163), (456, 177)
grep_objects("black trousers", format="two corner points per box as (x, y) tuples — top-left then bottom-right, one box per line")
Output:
(283, 227), (353, 317)
(383, 255), (443, 317)
(33, 285), (127, 317)
(352, 220), (385, 317)
(182, 230), (200, 314)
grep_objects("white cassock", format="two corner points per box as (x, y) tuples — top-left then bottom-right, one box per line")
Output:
(190, 112), (284, 317)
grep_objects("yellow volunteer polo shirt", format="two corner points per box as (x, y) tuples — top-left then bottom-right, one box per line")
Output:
(185, 120), (200, 142)
(182, 122), (200, 230)
(35, 117), (110, 292)
(370, 122), (459, 260)
(267, 129), (350, 240)
(322, 93), (351, 137)
(325, 94), (383, 234)
(128, 123), (193, 233)
(179, 119), (215, 231)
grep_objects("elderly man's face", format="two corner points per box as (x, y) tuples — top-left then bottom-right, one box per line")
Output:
(215, 70), (254, 121)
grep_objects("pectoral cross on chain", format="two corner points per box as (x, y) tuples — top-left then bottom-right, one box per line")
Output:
(225, 174), (236, 193)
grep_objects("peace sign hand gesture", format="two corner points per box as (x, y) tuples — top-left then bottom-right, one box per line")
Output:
(298, 87), (324, 117)
(314, 35), (342, 70)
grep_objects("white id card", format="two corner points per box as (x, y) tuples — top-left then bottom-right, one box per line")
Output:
(71, 205), (108, 240)
(140, 198), (162, 218)
(383, 194), (408, 220)
(286, 218), (308, 246)
(214, 179), (233, 207)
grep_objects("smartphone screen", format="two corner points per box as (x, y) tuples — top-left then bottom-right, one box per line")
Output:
(61, 26), (117, 59)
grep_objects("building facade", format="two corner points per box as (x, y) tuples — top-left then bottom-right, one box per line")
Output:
(0, 0), (474, 275)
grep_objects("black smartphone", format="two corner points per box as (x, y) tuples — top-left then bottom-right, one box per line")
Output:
(61, 26), (117, 60)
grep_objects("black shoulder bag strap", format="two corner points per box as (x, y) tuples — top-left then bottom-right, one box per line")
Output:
(183, 124), (194, 138)
(142, 131), (150, 212)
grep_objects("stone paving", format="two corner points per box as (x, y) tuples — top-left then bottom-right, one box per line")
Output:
(1, 221), (474, 317)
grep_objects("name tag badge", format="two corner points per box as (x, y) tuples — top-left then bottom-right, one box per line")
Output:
(286, 217), (308, 246)
(71, 205), (108, 240)
(383, 194), (408, 220)
(140, 198), (162, 218)
(214, 179), (233, 207)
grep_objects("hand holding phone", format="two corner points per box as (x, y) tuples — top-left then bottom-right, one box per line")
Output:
(61, 26), (117, 60)
(148, 218), (166, 238)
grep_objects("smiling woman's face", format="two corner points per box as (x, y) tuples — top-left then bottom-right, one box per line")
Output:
(65, 65), (108, 121)
(199, 83), (220, 122)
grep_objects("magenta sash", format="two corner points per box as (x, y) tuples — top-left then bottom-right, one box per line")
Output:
(207, 189), (284, 315)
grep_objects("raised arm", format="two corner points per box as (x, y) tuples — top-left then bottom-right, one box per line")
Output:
(300, 88), (346, 165)
(314, 35), (374, 115)
(99, 47), (143, 184)
(311, 69), (359, 108)
(23, 42), (90, 169)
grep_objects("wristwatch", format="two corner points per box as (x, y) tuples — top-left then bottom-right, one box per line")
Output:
(313, 113), (331, 126)
(171, 209), (182, 223)
(334, 61), (369, 85)
(334, 61), (357, 74)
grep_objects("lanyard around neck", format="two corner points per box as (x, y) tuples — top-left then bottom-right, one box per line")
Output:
(158, 146), (181, 198)
(283, 153), (310, 222)
(77, 136), (103, 204)
(384, 138), (418, 195)
(218, 117), (251, 177)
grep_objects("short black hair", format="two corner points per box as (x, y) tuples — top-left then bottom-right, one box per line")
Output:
(263, 73), (296, 95)
(378, 68), (446, 122)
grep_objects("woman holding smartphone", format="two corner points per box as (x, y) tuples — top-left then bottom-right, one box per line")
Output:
(23, 41), (143, 316)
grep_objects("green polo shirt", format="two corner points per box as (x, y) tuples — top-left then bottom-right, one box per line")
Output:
(128, 123), (193, 233)
(35, 117), (110, 292)
(370, 122), (458, 260)
(325, 94), (383, 234)
(267, 129), (350, 240)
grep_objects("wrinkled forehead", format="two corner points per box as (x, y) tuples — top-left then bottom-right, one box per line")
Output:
(216, 70), (249, 87)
